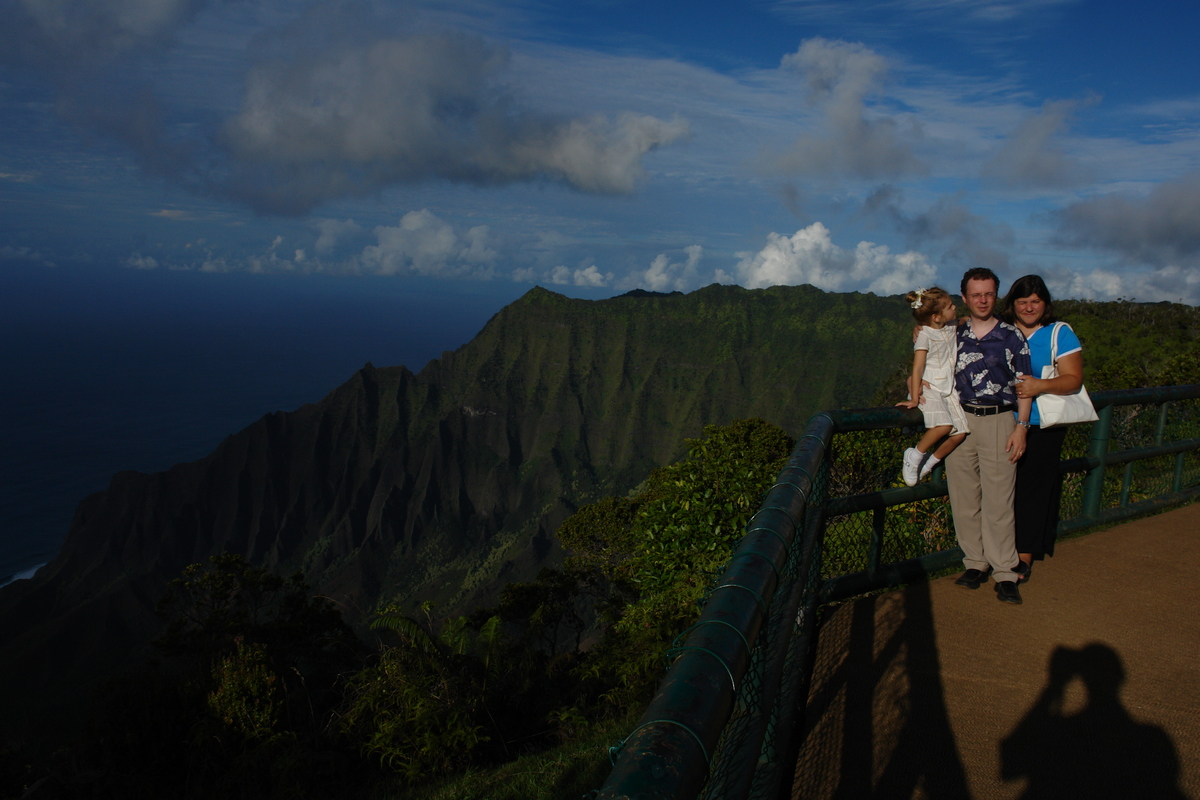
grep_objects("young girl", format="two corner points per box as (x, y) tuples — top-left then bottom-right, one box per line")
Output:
(896, 287), (969, 486)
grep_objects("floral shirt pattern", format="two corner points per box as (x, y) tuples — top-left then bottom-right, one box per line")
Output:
(954, 319), (1031, 405)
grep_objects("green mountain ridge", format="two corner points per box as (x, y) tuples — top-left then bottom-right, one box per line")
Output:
(6, 284), (1197, 735)
(0, 283), (918, 729)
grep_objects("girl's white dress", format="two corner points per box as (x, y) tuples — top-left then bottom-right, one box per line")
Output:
(915, 325), (969, 435)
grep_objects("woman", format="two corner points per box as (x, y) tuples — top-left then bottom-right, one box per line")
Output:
(1002, 275), (1085, 582)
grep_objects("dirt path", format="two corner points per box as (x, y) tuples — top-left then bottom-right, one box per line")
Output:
(790, 503), (1200, 799)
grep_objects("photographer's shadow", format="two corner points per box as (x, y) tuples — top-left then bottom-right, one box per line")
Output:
(1002, 643), (1191, 800)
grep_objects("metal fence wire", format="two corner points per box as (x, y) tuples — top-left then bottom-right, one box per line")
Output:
(698, 455), (829, 800)
(597, 384), (1200, 800)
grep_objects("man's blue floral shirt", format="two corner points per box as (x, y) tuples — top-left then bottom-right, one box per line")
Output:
(954, 320), (1031, 405)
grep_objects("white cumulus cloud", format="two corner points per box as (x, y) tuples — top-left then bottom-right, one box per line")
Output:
(358, 209), (498, 278)
(312, 218), (363, 254)
(125, 252), (159, 269)
(618, 245), (704, 292)
(735, 221), (937, 295)
(545, 264), (613, 287)
(1050, 265), (1200, 305)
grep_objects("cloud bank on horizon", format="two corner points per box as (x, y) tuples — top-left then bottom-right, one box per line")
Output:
(4, 0), (1200, 304)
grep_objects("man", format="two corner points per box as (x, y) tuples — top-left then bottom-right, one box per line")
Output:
(947, 268), (1033, 604)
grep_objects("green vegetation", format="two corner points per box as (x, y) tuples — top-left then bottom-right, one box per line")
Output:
(57, 555), (362, 799)
(376, 712), (633, 800)
(3, 420), (791, 799)
(1057, 299), (1200, 390)
(559, 418), (794, 712)
(5, 295), (1200, 799)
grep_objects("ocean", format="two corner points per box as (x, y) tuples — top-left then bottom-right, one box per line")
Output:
(1, 264), (595, 586)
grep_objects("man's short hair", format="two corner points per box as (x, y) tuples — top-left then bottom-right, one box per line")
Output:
(960, 267), (1000, 296)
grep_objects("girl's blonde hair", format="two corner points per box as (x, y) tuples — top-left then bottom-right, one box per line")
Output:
(905, 286), (950, 325)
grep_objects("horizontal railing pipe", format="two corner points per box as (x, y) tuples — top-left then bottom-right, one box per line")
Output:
(824, 479), (948, 516)
(1091, 384), (1200, 407)
(820, 547), (966, 605)
(1059, 436), (1200, 475)
(1058, 487), (1200, 535)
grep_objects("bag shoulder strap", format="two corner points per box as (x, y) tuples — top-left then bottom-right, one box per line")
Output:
(1050, 321), (1066, 365)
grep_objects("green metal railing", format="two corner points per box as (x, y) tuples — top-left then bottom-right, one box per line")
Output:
(597, 384), (1200, 800)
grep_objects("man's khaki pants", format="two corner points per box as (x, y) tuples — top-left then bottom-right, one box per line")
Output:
(945, 412), (1020, 584)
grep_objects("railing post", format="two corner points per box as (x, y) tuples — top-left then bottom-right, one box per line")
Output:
(868, 507), (884, 578)
(1155, 402), (1170, 447)
(1082, 405), (1113, 520)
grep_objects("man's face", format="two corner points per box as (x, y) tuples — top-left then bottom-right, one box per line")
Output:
(962, 278), (997, 321)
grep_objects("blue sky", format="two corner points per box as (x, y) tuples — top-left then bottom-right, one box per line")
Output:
(3, 0), (1200, 303)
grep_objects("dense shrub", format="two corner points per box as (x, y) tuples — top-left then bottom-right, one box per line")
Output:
(559, 418), (795, 712)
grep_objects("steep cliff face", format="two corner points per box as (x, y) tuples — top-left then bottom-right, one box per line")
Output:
(0, 284), (913, 726)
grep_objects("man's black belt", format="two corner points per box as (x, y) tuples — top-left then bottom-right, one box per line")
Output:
(962, 403), (1015, 416)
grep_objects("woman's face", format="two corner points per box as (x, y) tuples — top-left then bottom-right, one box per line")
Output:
(1013, 294), (1045, 329)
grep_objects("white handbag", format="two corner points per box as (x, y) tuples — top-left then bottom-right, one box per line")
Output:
(1036, 322), (1098, 427)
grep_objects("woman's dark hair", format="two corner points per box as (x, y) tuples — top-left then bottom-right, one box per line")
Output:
(1001, 274), (1056, 326)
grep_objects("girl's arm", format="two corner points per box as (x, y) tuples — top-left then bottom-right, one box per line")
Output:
(896, 349), (928, 409)
(1015, 351), (1084, 398)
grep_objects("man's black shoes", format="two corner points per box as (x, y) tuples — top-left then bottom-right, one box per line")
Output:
(954, 566), (1023, 602)
(954, 567), (992, 589)
(994, 581), (1023, 604)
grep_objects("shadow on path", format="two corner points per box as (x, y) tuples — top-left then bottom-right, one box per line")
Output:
(1001, 643), (1192, 800)
(789, 578), (970, 799)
